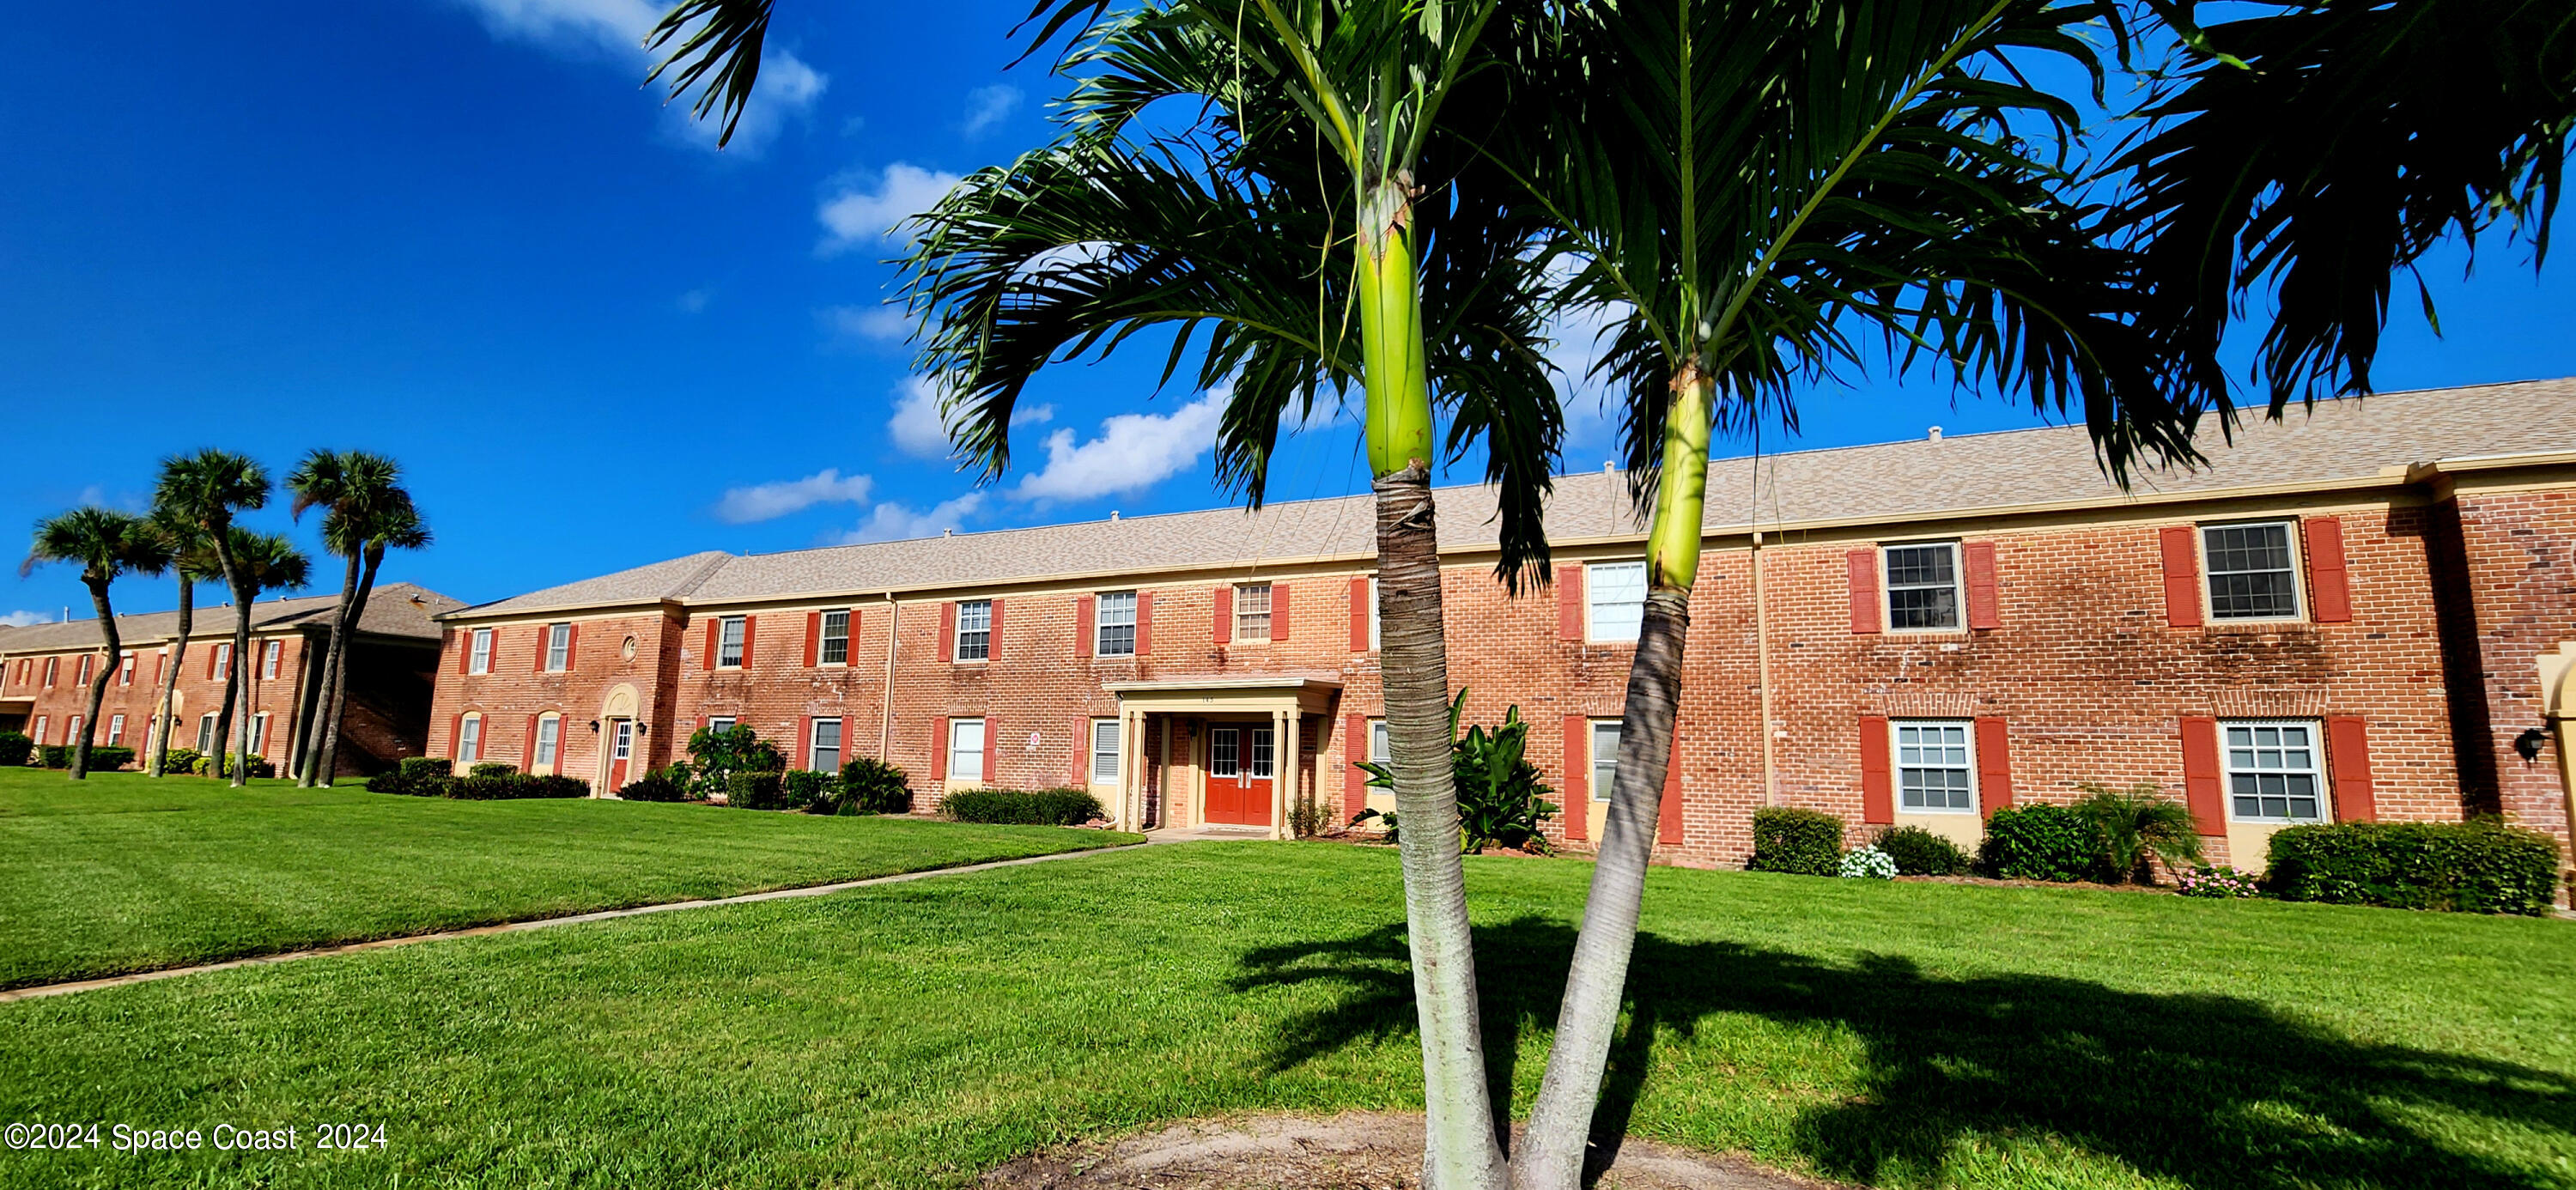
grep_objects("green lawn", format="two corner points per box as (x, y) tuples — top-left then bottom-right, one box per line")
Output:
(0, 765), (1138, 988)
(3, 842), (2568, 1189)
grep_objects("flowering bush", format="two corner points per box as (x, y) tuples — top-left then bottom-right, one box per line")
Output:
(1839, 846), (1898, 880)
(2176, 865), (2262, 898)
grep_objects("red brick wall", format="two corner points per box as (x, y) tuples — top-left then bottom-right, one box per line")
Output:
(2437, 484), (2576, 856)
(426, 610), (683, 783)
(3, 630), (313, 767)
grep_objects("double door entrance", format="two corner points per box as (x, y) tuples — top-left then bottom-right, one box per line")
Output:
(1203, 723), (1275, 827)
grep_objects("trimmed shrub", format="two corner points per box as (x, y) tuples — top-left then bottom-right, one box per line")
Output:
(1980, 803), (2099, 882)
(0, 732), (32, 767)
(838, 757), (913, 815)
(1747, 807), (1844, 876)
(191, 753), (274, 779)
(161, 747), (202, 774)
(2266, 819), (2561, 914)
(440, 773), (589, 800)
(688, 725), (785, 800)
(617, 767), (692, 803)
(398, 756), (452, 782)
(37, 744), (69, 769)
(782, 769), (839, 813)
(726, 771), (787, 811)
(467, 761), (519, 779)
(365, 769), (424, 795)
(86, 745), (136, 771)
(1874, 825), (1969, 876)
(945, 787), (1104, 826)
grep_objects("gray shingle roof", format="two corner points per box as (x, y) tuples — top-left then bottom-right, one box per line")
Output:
(456, 377), (2576, 618)
(0, 582), (463, 655)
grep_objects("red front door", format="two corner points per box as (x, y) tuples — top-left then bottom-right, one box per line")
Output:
(1205, 725), (1274, 826)
(606, 719), (634, 791)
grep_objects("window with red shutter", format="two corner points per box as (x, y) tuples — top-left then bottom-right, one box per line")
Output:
(1561, 715), (1589, 841)
(1847, 550), (1882, 634)
(1075, 595), (1095, 659)
(2178, 717), (2225, 834)
(1136, 591), (1154, 654)
(1965, 540), (2001, 630)
(1270, 585), (1291, 641)
(1212, 586), (1233, 644)
(1557, 564), (1583, 641)
(1347, 577), (1370, 652)
(2325, 716), (2376, 822)
(2305, 517), (2352, 622)
(1858, 715), (1893, 823)
(1973, 717), (2013, 816)
(2160, 526), (2204, 628)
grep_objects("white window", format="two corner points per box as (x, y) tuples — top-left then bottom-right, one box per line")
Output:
(1370, 719), (1391, 765)
(1095, 592), (1137, 657)
(1233, 585), (1273, 642)
(2203, 522), (2302, 621)
(1590, 720), (1622, 802)
(108, 714), (125, 745)
(717, 616), (746, 668)
(535, 716), (561, 770)
(546, 623), (571, 671)
(2224, 721), (2326, 823)
(948, 718), (986, 782)
(248, 713), (270, 756)
(1587, 562), (1647, 643)
(1369, 577), (1381, 650)
(704, 716), (738, 739)
(31, 716), (46, 745)
(75, 655), (91, 686)
(119, 654), (136, 686)
(1884, 542), (1962, 631)
(458, 714), (482, 765)
(213, 644), (230, 682)
(1091, 719), (1121, 781)
(1894, 720), (1975, 811)
(196, 714), (216, 753)
(1248, 725), (1275, 778)
(69, 716), (83, 744)
(818, 610), (851, 666)
(42, 656), (58, 687)
(811, 718), (844, 772)
(954, 601), (991, 662)
(261, 640), (282, 680)
(468, 629), (493, 675)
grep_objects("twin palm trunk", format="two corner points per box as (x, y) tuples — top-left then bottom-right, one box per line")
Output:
(146, 580), (191, 778)
(69, 580), (124, 780)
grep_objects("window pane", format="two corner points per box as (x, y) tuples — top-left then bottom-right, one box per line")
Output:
(2203, 524), (2300, 619)
(536, 719), (559, 766)
(470, 630), (491, 672)
(548, 624), (570, 670)
(1235, 586), (1272, 641)
(2221, 719), (2325, 822)
(1592, 721), (1622, 802)
(1884, 543), (1961, 630)
(1588, 562), (1647, 642)
(813, 719), (842, 772)
(1249, 727), (1274, 778)
(1097, 592), (1136, 657)
(951, 719), (985, 780)
(719, 617), (745, 666)
(1210, 729), (1238, 777)
(1895, 720), (1974, 811)
(459, 717), (481, 763)
(1369, 721), (1389, 763)
(1091, 719), (1121, 780)
(957, 600), (992, 660)
(821, 610), (850, 665)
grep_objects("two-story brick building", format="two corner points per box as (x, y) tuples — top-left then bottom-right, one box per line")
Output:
(0, 584), (463, 775)
(427, 379), (2576, 873)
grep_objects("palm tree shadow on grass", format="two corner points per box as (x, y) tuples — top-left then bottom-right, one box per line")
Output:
(1232, 916), (2574, 1189)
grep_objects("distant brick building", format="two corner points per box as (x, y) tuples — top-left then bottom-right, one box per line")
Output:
(426, 379), (2576, 877)
(0, 584), (463, 776)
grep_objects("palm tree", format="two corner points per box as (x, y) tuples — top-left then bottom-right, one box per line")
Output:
(142, 519), (222, 777)
(21, 508), (173, 779)
(649, 5), (1557, 1182)
(210, 528), (311, 784)
(154, 451), (270, 784)
(284, 451), (422, 786)
(307, 500), (429, 786)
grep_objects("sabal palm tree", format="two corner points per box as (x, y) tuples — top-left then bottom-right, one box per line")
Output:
(285, 451), (419, 786)
(21, 508), (173, 779)
(307, 500), (429, 786)
(650, 5), (1555, 1181)
(154, 451), (270, 783)
(143, 519), (222, 777)
(208, 528), (310, 785)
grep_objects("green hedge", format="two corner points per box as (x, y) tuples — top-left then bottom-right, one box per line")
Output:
(838, 757), (914, 815)
(726, 771), (787, 811)
(39, 744), (135, 771)
(616, 768), (692, 802)
(1874, 824), (1969, 876)
(467, 761), (519, 779)
(2266, 820), (2561, 915)
(368, 771), (588, 799)
(944, 787), (1103, 826)
(398, 756), (452, 781)
(1746, 806), (1843, 876)
(782, 769), (838, 812)
(0, 732), (27, 768)
(1980, 804), (2099, 882)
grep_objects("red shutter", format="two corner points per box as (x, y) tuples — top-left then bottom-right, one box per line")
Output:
(930, 717), (949, 781)
(1974, 717), (2013, 817)
(564, 623), (578, 669)
(1858, 715), (1893, 823)
(1347, 577), (1370, 652)
(1659, 731), (1684, 845)
(986, 600), (1004, 660)
(449, 713), (464, 760)
(1136, 591), (1154, 654)
(739, 616), (756, 668)
(1847, 549), (1882, 634)
(2160, 525), (2204, 628)
(1562, 715), (1589, 842)
(1965, 540), (2001, 630)
(2305, 517), (2352, 622)
(1212, 586), (1233, 644)
(1072, 718), (1090, 785)
(702, 620), (718, 671)
(1557, 564), (1583, 641)
(2325, 716), (2377, 822)
(453, 635), (466, 676)
(799, 716), (813, 769)
(525, 715), (540, 767)
(533, 626), (547, 672)
(2178, 716), (2225, 835)
(1344, 713), (1370, 824)
(805, 611), (822, 667)
(1075, 596), (1095, 659)
(984, 718), (999, 787)
(1271, 585), (1292, 642)
(939, 603), (957, 661)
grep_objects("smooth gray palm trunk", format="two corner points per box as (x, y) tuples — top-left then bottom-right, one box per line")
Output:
(295, 551), (362, 786)
(212, 537), (251, 787)
(147, 579), (193, 778)
(312, 547), (386, 786)
(70, 580), (121, 780)
(1511, 589), (1692, 1190)
(1376, 464), (1510, 1190)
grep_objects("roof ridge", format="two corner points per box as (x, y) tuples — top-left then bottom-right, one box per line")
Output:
(670, 552), (736, 598)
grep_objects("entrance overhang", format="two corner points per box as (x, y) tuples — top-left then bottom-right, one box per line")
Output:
(1097, 675), (1343, 837)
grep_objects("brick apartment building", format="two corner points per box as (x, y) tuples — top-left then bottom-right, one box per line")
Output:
(0, 584), (464, 775)
(426, 379), (2576, 873)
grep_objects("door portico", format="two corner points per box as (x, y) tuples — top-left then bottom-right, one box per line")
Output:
(1100, 676), (1341, 840)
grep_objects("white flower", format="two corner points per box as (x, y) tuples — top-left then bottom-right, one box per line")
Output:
(1839, 847), (1899, 880)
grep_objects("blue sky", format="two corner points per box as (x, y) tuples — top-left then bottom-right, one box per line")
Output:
(3, 1), (2570, 624)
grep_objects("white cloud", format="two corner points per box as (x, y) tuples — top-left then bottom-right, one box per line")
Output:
(832, 494), (987, 544)
(822, 303), (913, 346)
(961, 84), (1021, 137)
(1012, 389), (1228, 504)
(711, 469), (874, 524)
(888, 374), (957, 458)
(817, 162), (962, 254)
(449, 0), (826, 155)
(0, 610), (48, 628)
(1012, 404), (1054, 427)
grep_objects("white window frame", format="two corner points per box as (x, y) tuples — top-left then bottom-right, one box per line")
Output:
(705, 715), (738, 737)
(119, 654), (136, 686)
(31, 715), (46, 745)
(261, 640), (282, 680)
(1589, 719), (1622, 804)
(818, 610), (851, 666)
(1586, 561), (1647, 644)
(457, 713), (483, 765)
(1233, 584), (1273, 643)
(948, 718), (987, 783)
(1882, 540), (1965, 633)
(196, 714), (216, 753)
(2201, 519), (2305, 622)
(468, 628), (493, 675)
(68, 715), (83, 745)
(1893, 719), (1977, 813)
(108, 713), (125, 745)
(954, 601), (992, 662)
(43, 656), (58, 687)
(717, 616), (746, 669)
(248, 712), (270, 756)
(534, 714), (562, 772)
(1094, 592), (1137, 658)
(2222, 719), (2329, 824)
(810, 717), (844, 772)
(545, 623), (572, 671)
(75, 654), (91, 686)
(1090, 718), (1121, 782)
(1369, 719), (1391, 765)
(212, 644), (230, 682)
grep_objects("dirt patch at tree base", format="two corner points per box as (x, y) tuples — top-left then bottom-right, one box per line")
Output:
(981, 1112), (1838, 1189)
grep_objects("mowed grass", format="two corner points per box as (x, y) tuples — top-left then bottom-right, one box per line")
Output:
(0, 765), (1137, 988)
(3, 842), (2570, 1190)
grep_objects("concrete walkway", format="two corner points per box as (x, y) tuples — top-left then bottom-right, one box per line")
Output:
(0, 841), (1151, 1006)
